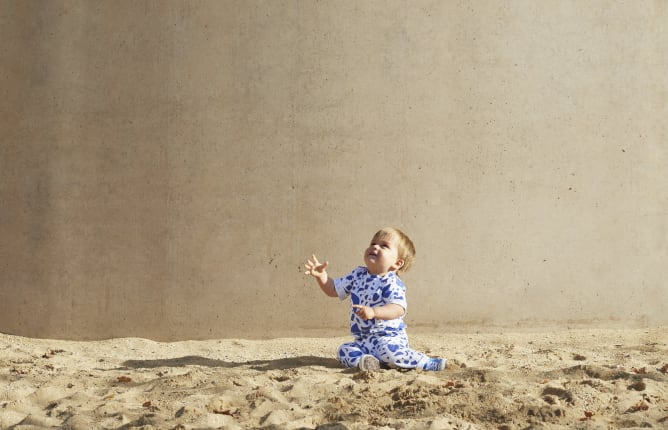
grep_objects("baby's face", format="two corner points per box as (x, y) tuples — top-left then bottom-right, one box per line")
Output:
(363, 234), (403, 276)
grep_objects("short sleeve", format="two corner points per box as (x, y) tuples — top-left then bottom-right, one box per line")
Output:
(383, 274), (408, 311)
(334, 266), (364, 301)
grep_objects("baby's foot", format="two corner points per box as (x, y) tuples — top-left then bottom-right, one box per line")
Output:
(422, 358), (446, 371)
(358, 354), (381, 371)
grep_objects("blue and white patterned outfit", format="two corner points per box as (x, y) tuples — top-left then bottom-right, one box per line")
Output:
(334, 266), (431, 369)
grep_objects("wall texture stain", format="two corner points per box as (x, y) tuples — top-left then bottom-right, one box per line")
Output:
(1, 1), (667, 340)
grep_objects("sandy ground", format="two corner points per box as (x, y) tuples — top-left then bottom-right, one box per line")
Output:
(1, 327), (667, 429)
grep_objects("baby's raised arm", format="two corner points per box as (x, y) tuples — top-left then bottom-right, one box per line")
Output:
(304, 254), (337, 297)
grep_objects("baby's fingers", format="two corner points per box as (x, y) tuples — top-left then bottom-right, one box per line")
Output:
(352, 305), (366, 315)
(304, 255), (327, 276)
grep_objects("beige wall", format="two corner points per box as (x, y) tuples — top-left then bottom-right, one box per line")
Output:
(1, 1), (666, 340)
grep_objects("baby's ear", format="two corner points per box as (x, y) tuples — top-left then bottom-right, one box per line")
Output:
(392, 259), (405, 271)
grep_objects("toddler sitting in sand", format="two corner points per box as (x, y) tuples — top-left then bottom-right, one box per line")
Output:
(305, 227), (445, 371)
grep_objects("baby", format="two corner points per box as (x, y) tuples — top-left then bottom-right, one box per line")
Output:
(305, 227), (445, 371)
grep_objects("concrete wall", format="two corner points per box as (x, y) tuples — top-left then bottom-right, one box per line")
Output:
(1, 1), (666, 340)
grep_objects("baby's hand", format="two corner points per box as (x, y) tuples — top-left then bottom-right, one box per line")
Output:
(352, 305), (375, 320)
(304, 254), (328, 280)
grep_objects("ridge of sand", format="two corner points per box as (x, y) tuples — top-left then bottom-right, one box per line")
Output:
(1, 328), (666, 429)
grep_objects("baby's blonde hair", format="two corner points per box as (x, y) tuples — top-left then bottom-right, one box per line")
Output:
(372, 227), (415, 274)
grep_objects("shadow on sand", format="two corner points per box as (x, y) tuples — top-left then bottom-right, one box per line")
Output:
(121, 355), (341, 371)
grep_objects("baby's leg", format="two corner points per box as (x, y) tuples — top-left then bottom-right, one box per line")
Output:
(337, 340), (368, 368)
(375, 333), (431, 369)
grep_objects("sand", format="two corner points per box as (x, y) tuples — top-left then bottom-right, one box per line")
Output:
(1, 327), (667, 429)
